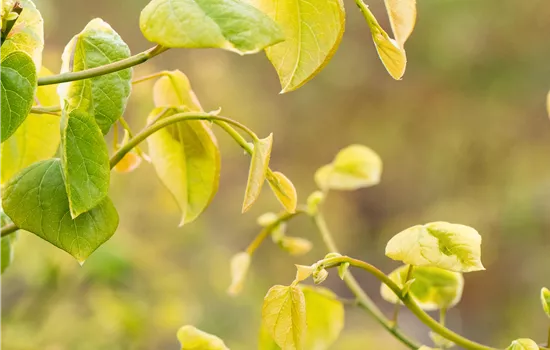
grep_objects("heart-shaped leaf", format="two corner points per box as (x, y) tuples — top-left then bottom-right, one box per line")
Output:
(1, 51), (37, 142)
(177, 325), (229, 350)
(385, 222), (485, 273)
(140, 0), (284, 54)
(2, 159), (119, 263)
(58, 18), (132, 134)
(247, 0), (345, 92)
(1, 67), (59, 184)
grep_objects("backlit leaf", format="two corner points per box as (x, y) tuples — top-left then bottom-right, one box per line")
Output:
(380, 265), (464, 310)
(505, 339), (539, 350)
(267, 171), (297, 213)
(262, 285), (306, 350)
(385, 222), (485, 273)
(61, 108), (110, 218)
(227, 251), (251, 296)
(0, 50), (37, 142)
(242, 134), (273, 212)
(177, 325), (229, 350)
(383, 0), (416, 48)
(58, 18), (132, 134)
(153, 70), (203, 110)
(247, 0), (345, 92)
(1, 67), (59, 183)
(1, 0), (44, 69)
(140, 0), (284, 54)
(147, 108), (221, 225)
(314, 144), (382, 191)
(2, 159), (119, 263)
(357, 1), (406, 80)
(541, 287), (550, 318)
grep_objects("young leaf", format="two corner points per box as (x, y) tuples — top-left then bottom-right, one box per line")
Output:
(1, 0), (44, 69)
(505, 339), (539, 350)
(58, 18), (132, 134)
(147, 108), (221, 225)
(177, 325), (229, 350)
(279, 236), (312, 256)
(242, 134), (273, 213)
(247, 0), (345, 92)
(2, 159), (119, 263)
(259, 286), (344, 350)
(61, 109), (111, 218)
(383, 0), (416, 48)
(1, 67), (60, 184)
(385, 222), (485, 273)
(294, 265), (314, 284)
(0, 50), (37, 142)
(227, 252), (251, 296)
(314, 144), (382, 191)
(380, 265), (464, 310)
(140, 0), (284, 54)
(357, 1), (406, 80)
(541, 287), (550, 318)
(262, 285), (306, 350)
(267, 171), (297, 213)
(0, 207), (17, 274)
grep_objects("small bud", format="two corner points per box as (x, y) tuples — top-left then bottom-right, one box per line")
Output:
(256, 212), (278, 227)
(280, 236), (312, 256)
(313, 268), (329, 284)
(270, 222), (287, 243)
(227, 252), (251, 296)
(293, 264), (314, 284)
(306, 191), (325, 215)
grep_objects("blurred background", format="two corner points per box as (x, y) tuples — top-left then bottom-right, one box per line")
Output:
(2, 0), (550, 349)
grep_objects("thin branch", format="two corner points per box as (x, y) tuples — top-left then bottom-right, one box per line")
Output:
(1, 223), (18, 237)
(37, 45), (168, 86)
(30, 105), (61, 115)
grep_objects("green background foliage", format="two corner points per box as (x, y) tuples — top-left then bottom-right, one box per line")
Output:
(2, 0), (550, 349)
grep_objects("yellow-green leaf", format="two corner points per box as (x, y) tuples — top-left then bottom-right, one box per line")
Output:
(177, 325), (229, 350)
(242, 134), (273, 213)
(1, 67), (59, 184)
(505, 339), (539, 350)
(1, 0), (44, 69)
(357, 1), (406, 80)
(140, 0), (284, 55)
(314, 144), (382, 191)
(153, 70), (203, 110)
(381, 265), (464, 310)
(247, 0), (345, 92)
(259, 285), (344, 350)
(383, 0), (416, 48)
(267, 171), (297, 213)
(385, 222), (485, 273)
(279, 236), (312, 256)
(147, 108), (221, 225)
(541, 287), (550, 318)
(262, 285), (306, 350)
(227, 251), (251, 296)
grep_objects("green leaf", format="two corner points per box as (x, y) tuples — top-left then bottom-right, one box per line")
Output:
(259, 285), (344, 350)
(58, 18), (132, 134)
(247, 0), (345, 92)
(1, 0), (44, 69)
(314, 144), (382, 191)
(61, 108), (111, 218)
(0, 50), (37, 142)
(140, 0), (284, 54)
(227, 251), (251, 296)
(267, 171), (298, 213)
(242, 134), (273, 213)
(1, 207), (17, 274)
(1, 159), (119, 263)
(1, 67), (60, 184)
(380, 265), (464, 310)
(357, 1), (406, 80)
(147, 108), (221, 225)
(429, 331), (455, 349)
(177, 325), (229, 350)
(262, 285), (306, 350)
(541, 287), (550, 318)
(383, 0), (416, 48)
(505, 339), (539, 350)
(385, 222), (485, 273)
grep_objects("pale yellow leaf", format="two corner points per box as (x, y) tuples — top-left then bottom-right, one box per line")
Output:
(242, 134), (273, 213)
(384, 0), (417, 47)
